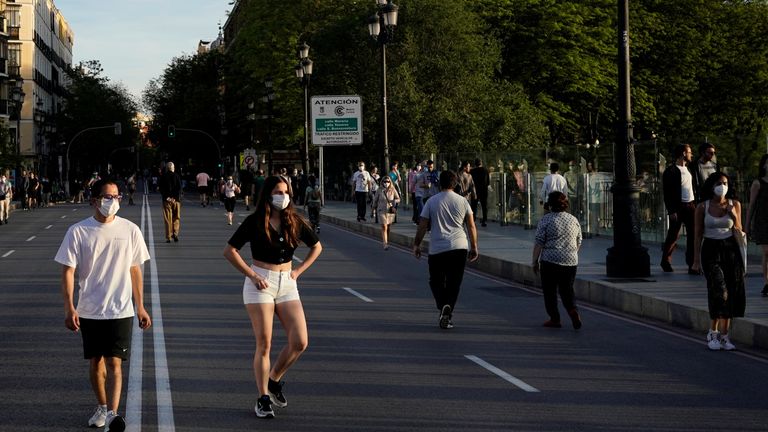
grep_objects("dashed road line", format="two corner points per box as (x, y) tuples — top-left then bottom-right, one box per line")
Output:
(45, 225), (53, 230)
(342, 287), (374, 303)
(465, 355), (540, 392)
(26, 236), (36, 242)
(2, 250), (14, 258)
(60, 215), (67, 219)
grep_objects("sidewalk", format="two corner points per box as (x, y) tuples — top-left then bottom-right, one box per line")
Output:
(316, 200), (768, 350)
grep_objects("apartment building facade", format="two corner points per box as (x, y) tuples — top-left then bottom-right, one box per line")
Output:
(2, 0), (73, 176)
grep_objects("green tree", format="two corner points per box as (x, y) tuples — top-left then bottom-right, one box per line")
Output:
(59, 60), (138, 180)
(143, 50), (224, 170)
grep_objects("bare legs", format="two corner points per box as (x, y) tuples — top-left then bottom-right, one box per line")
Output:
(89, 356), (123, 412)
(381, 223), (391, 249)
(246, 301), (308, 395)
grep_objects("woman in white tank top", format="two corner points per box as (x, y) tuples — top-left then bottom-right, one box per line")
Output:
(692, 172), (746, 351)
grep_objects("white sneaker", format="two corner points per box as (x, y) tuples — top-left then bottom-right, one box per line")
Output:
(104, 410), (126, 432)
(707, 330), (722, 351)
(721, 334), (736, 351)
(87, 405), (107, 427)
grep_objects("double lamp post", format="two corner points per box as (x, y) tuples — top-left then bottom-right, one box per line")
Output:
(367, 0), (398, 173)
(295, 42), (313, 176)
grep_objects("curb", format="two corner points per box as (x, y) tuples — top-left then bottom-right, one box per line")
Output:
(318, 212), (768, 350)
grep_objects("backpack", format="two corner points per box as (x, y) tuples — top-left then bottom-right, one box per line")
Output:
(311, 186), (321, 200)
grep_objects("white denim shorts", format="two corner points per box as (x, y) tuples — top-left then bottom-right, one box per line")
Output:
(243, 265), (300, 304)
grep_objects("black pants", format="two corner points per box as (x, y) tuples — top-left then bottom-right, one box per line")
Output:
(540, 261), (577, 322)
(355, 191), (368, 220)
(661, 201), (696, 267)
(428, 249), (468, 312)
(471, 194), (488, 223)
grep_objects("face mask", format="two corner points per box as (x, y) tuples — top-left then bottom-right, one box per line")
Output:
(227, 180), (233, 185)
(714, 185), (728, 197)
(98, 198), (120, 217)
(271, 194), (290, 210)
(359, 166), (364, 171)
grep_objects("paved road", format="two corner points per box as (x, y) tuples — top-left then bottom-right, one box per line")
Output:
(1, 194), (767, 431)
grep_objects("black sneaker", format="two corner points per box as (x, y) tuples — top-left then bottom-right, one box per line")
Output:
(439, 305), (453, 329)
(255, 395), (275, 418)
(172, 234), (179, 242)
(268, 378), (288, 408)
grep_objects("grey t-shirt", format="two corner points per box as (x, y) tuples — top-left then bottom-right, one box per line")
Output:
(420, 190), (473, 255)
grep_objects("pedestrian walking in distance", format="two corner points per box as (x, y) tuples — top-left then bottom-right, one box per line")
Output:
(372, 176), (400, 250)
(303, 175), (322, 233)
(159, 161), (182, 243)
(413, 170), (479, 329)
(221, 175), (241, 225)
(55, 179), (152, 432)
(744, 154), (768, 297)
(532, 191), (583, 329)
(661, 144), (697, 273)
(352, 161), (374, 222)
(691, 172), (746, 351)
(223, 175), (322, 419)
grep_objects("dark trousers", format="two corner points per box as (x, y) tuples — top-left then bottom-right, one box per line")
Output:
(428, 249), (468, 311)
(355, 191), (368, 220)
(471, 194), (488, 223)
(661, 201), (696, 268)
(540, 261), (577, 322)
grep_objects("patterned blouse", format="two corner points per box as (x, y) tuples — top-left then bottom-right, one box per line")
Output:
(535, 211), (582, 266)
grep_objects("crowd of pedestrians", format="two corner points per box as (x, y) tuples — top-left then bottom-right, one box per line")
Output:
(1, 143), (764, 428)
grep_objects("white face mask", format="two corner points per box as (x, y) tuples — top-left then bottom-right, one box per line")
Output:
(271, 194), (290, 210)
(359, 166), (364, 172)
(98, 198), (120, 217)
(714, 184), (728, 197)
(227, 180), (233, 185)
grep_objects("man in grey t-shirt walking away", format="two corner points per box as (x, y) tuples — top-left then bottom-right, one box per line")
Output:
(413, 170), (479, 329)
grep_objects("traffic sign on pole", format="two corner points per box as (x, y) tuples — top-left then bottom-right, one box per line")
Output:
(311, 95), (362, 146)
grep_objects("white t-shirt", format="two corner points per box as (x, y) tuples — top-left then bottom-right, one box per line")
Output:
(540, 173), (568, 202)
(678, 165), (694, 202)
(420, 190), (473, 255)
(352, 170), (373, 192)
(54, 216), (150, 320)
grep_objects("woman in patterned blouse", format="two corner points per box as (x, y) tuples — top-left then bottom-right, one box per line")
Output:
(532, 191), (583, 329)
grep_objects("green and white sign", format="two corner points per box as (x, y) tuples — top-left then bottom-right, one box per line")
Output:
(311, 95), (363, 146)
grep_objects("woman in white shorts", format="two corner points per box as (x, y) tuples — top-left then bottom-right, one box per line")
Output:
(223, 175), (322, 419)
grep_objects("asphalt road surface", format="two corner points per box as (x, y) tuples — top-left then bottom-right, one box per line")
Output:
(1, 192), (767, 431)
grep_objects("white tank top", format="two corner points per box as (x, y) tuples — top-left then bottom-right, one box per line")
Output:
(224, 183), (237, 198)
(704, 200), (734, 239)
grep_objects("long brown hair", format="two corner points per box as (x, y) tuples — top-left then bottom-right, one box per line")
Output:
(254, 175), (308, 247)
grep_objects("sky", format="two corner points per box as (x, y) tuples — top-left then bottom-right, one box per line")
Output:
(56, 0), (230, 105)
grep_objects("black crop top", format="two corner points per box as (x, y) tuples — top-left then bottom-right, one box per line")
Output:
(228, 214), (319, 264)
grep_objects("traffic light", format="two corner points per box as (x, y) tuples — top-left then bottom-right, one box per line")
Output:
(168, 125), (176, 138)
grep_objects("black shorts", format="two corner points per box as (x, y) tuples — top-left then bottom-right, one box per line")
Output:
(197, 186), (208, 195)
(80, 317), (133, 361)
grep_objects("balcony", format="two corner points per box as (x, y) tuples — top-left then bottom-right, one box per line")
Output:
(8, 26), (19, 40)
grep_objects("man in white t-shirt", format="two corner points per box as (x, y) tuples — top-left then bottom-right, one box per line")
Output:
(539, 162), (568, 207)
(55, 179), (151, 431)
(196, 171), (211, 207)
(413, 170), (479, 329)
(351, 161), (374, 222)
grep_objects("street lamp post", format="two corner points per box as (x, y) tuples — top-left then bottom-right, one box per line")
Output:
(263, 78), (275, 174)
(606, 0), (650, 277)
(295, 42), (313, 176)
(368, 0), (399, 173)
(10, 79), (25, 181)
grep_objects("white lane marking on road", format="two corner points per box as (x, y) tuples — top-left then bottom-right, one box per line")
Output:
(2, 250), (14, 258)
(465, 355), (540, 392)
(26, 236), (35, 242)
(145, 194), (177, 431)
(126, 196), (148, 432)
(60, 215), (67, 219)
(293, 256), (304, 264)
(45, 225), (53, 230)
(71, 208), (78, 212)
(342, 287), (374, 303)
